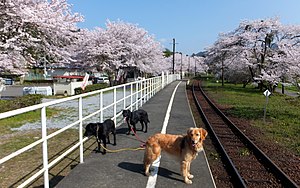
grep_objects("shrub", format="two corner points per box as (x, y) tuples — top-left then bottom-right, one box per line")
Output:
(0, 94), (43, 113)
(74, 83), (109, 95)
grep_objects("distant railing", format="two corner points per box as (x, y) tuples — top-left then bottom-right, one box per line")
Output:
(0, 72), (179, 188)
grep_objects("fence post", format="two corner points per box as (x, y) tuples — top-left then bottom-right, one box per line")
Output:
(100, 91), (103, 122)
(114, 88), (117, 125)
(123, 85), (126, 110)
(79, 97), (83, 164)
(167, 71), (169, 85)
(130, 83), (133, 111)
(162, 71), (165, 89)
(41, 107), (49, 188)
(140, 80), (143, 107)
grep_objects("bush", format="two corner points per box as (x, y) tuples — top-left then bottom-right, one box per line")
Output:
(0, 94), (43, 113)
(23, 80), (53, 85)
(74, 83), (109, 95)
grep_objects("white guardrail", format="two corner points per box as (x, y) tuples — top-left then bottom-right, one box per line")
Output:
(0, 72), (180, 188)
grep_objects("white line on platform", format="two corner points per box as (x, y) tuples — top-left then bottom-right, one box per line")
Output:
(145, 81), (182, 188)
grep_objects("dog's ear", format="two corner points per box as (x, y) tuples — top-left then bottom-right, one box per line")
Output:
(187, 127), (194, 135)
(199, 128), (208, 140)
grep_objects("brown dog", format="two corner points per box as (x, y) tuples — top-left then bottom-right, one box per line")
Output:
(143, 127), (208, 184)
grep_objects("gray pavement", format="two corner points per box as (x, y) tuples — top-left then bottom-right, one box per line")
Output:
(275, 88), (299, 97)
(55, 80), (215, 188)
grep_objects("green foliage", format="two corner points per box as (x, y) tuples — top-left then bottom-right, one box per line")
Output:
(0, 94), (43, 113)
(74, 83), (109, 95)
(163, 48), (173, 57)
(239, 148), (251, 156)
(209, 152), (220, 160)
(0, 95), (57, 135)
(23, 80), (53, 85)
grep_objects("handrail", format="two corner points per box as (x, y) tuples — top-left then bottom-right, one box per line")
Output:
(0, 73), (180, 188)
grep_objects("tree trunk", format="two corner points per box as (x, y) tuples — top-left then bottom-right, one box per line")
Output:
(281, 78), (285, 94)
(221, 60), (224, 86)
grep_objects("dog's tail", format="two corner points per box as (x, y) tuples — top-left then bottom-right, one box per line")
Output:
(144, 138), (160, 161)
(146, 117), (150, 123)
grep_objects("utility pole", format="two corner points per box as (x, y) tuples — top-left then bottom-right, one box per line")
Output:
(194, 57), (197, 76)
(172, 38), (176, 74)
(186, 55), (190, 76)
(180, 52), (182, 79)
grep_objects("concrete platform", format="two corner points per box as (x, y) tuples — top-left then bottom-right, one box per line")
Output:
(56, 80), (216, 188)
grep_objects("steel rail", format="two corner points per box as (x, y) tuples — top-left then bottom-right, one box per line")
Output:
(191, 82), (247, 187)
(195, 81), (298, 188)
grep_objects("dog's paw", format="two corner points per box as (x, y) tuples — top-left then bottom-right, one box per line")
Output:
(188, 174), (194, 179)
(126, 132), (130, 135)
(184, 178), (193, 184)
(113, 143), (116, 146)
(144, 131), (147, 133)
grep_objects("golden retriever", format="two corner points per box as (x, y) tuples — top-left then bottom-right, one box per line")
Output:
(143, 127), (208, 184)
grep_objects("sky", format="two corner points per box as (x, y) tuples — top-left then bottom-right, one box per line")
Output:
(67, 0), (300, 55)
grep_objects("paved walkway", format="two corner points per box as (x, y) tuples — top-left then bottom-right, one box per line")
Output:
(55, 81), (216, 188)
(275, 88), (299, 97)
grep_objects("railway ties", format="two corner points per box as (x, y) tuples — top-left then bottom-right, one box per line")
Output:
(191, 80), (298, 188)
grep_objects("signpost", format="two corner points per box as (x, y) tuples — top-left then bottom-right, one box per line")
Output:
(263, 89), (271, 123)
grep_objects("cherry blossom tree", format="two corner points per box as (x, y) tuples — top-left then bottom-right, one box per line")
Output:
(163, 53), (207, 77)
(76, 20), (167, 84)
(205, 32), (251, 86)
(0, 0), (83, 75)
(206, 17), (300, 91)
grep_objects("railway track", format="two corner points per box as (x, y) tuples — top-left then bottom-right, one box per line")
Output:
(191, 80), (298, 188)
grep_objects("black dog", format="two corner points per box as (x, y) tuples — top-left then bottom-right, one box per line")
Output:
(84, 119), (116, 154)
(122, 109), (150, 135)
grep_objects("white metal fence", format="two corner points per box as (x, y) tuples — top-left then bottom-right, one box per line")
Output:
(0, 72), (179, 188)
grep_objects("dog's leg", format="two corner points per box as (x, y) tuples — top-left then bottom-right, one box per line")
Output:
(144, 160), (151, 176)
(144, 152), (155, 176)
(132, 123), (137, 135)
(126, 121), (131, 135)
(107, 134), (111, 144)
(144, 121), (148, 133)
(112, 131), (116, 146)
(181, 161), (192, 184)
(97, 141), (101, 153)
(140, 120), (144, 132)
(144, 143), (160, 176)
(102, 136), (107, 155)
(187, 162), (194, 179)
(96, 137), (102, 153)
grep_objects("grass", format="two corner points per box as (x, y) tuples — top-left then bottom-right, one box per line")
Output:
(202, 80), (300, 156)
(0, 129), (97, 187)
(0, 106), (96, 187)
(0, 108), (58, 135)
